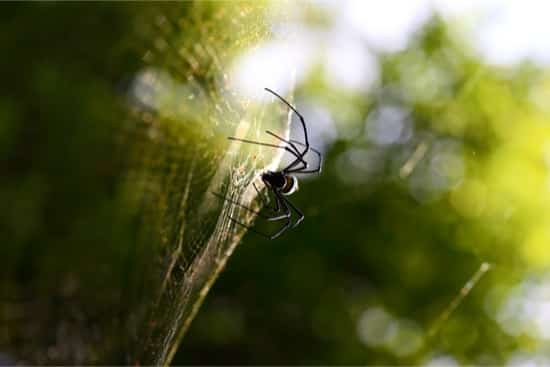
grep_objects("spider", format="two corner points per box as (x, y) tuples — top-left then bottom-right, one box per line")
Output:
(218, 88), (322, 239)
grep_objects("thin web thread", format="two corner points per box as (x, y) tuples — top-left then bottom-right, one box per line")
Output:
(428, 261), (492, 339)
(123, 4), (293, 364)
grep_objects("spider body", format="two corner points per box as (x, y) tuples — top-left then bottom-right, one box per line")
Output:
(219, 88), (323, 239)
(261, 171), (299, 196)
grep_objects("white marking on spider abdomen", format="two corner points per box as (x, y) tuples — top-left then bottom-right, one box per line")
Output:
(282, 175), (299, 196)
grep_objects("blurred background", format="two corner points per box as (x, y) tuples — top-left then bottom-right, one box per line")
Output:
(181, 1), (550, 365)
(3, 1), (550, 365)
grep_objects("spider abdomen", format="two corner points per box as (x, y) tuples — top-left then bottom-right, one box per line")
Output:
(261, 171), (298, 195)
(281, 175), (299, 196)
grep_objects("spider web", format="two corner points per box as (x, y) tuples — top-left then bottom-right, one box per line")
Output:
(0, 3), (292, 364)
(120, 3), (291, 364)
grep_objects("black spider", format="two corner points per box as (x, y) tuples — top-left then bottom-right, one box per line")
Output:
(219, 88), (322, 239)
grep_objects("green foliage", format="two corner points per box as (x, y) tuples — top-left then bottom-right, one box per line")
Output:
(181, 17), (550, 365)
(0, 2), (275, 364)
(3, 2), (550, 365)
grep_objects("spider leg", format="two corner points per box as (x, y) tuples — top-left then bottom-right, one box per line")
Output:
(290, 139), (320, 154)
(264, 88), (310, 151)
(211, 191), (287, 220)
(257, 179), (280, 213)
(285, 140), (322, 174)
(230, 88), (312, 174)
(279, 194), (304, 228)
(212, 192), (280, 219)
(268, 218), (292, 239)
(253, 182), (270, 209)
(264, 130), (309, 173)
(228, 135), (308, 173)
(286, 148), (323, 174)
(228, 215), (291, 240)
(265, 130), (302, 156)
(263, 138), (321, 174)
(227, 216), (271, 239)
(267, 192), (293, 239)
(288, 166), (320, 174)
(266, 193), (291, 222)
(228, 193), (292, 239)
(264, 87), (311, 172)
(284, 159), (307, 173)
(263, 133), (322, 174)
(227, 137), (302, 161)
